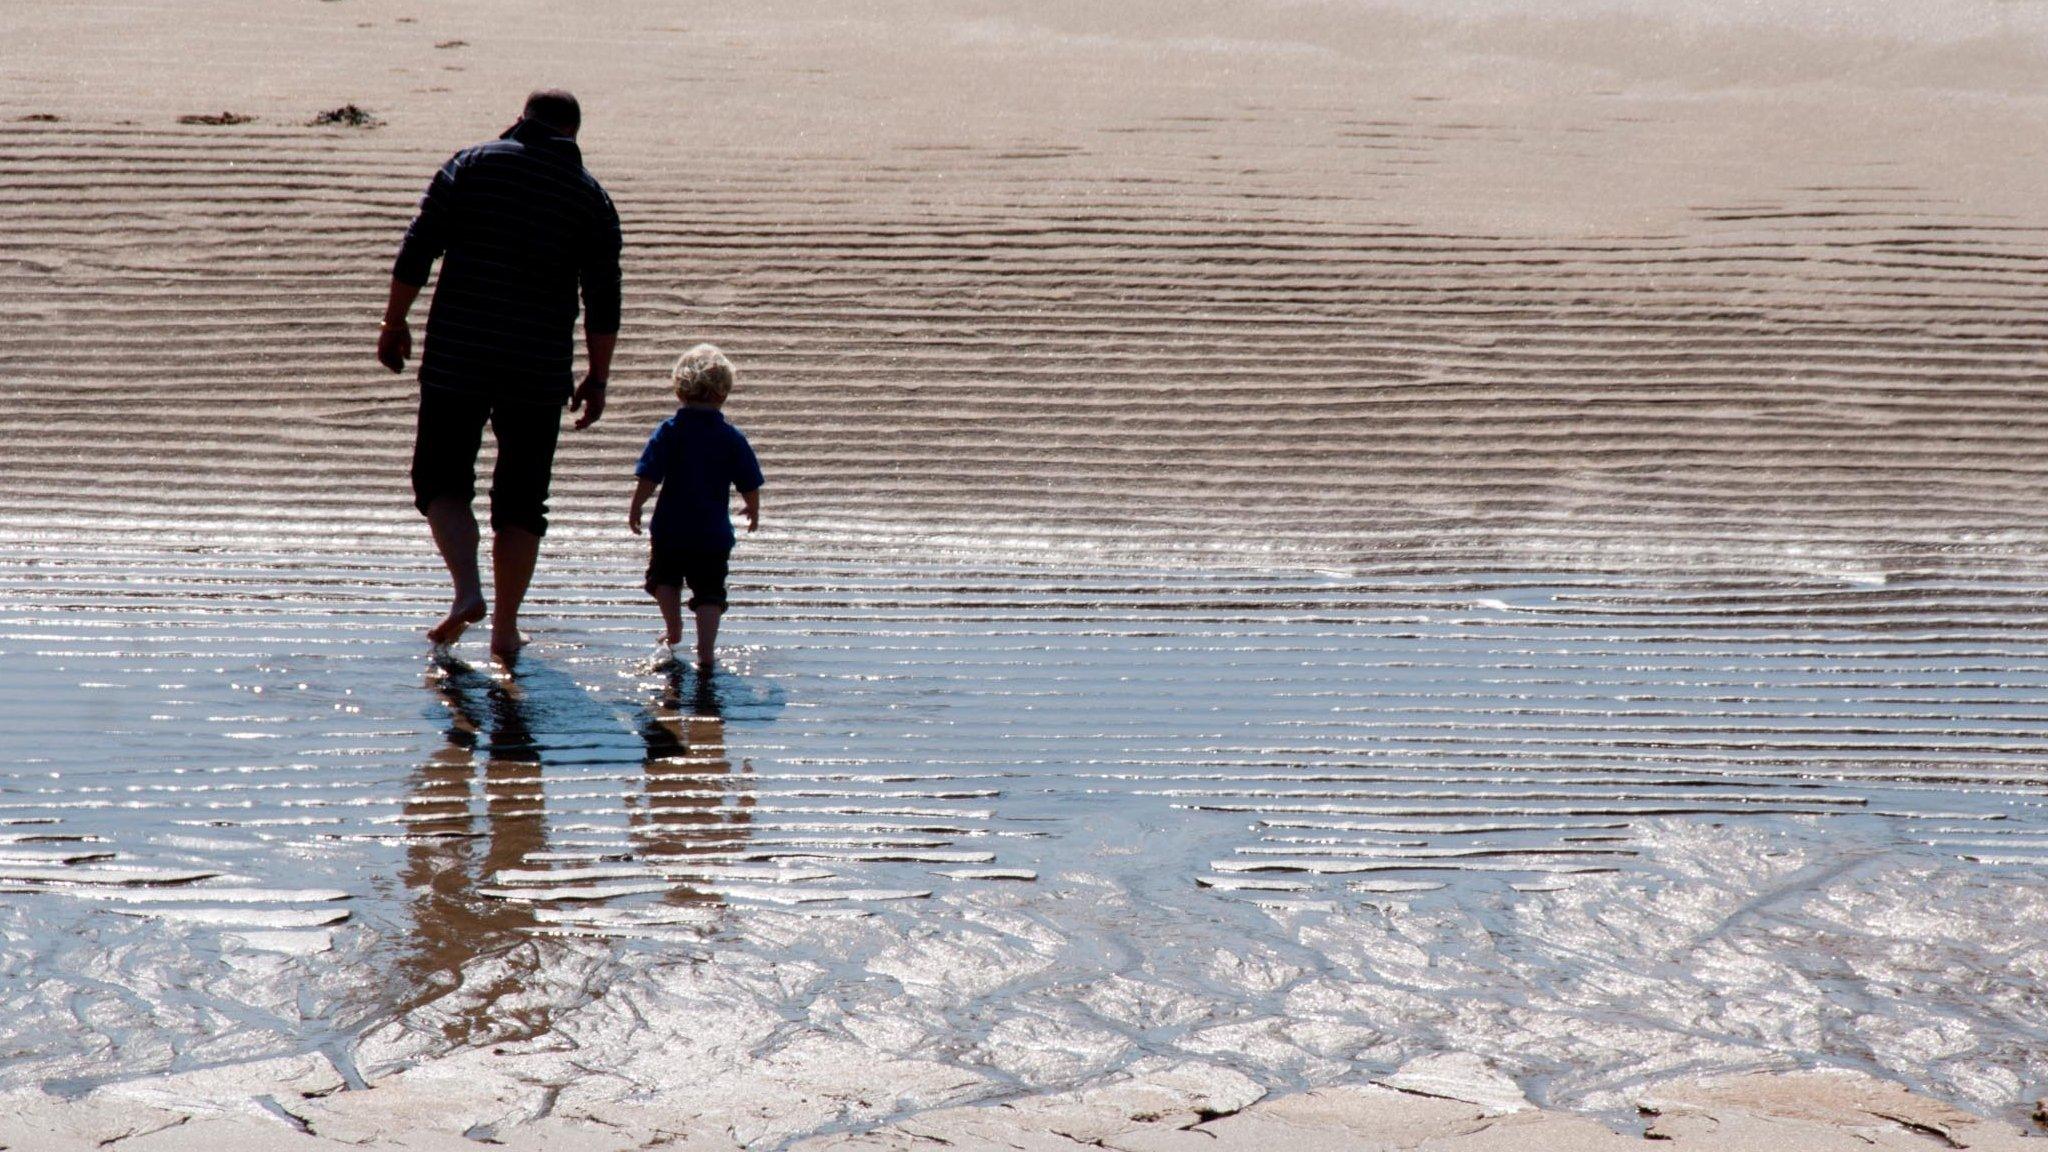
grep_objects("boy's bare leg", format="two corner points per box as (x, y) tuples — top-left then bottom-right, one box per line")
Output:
(652, 585), (684, 647)
(693, 604), (722, 671)
(490, 526), (541, 659)
(425, 496), (487, 645)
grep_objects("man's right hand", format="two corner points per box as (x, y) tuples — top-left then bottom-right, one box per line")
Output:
(377, 321), (411, 373)
(571, 375), (607, 429)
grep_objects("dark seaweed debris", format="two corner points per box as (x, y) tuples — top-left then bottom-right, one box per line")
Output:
(310, 104), (382, 129)
(178, 111), (254, 126)
(17, 114), (61, 123)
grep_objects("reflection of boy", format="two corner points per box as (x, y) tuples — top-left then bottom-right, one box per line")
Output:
(628, 344), (763, 671)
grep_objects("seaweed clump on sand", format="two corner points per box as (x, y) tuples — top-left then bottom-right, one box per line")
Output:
(310, 104), (383, 129)
(17, 113), (61, 123)
(178, 111), (254, 126)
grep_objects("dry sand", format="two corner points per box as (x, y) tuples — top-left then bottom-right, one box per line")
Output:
(5, 0), (2048, 1147)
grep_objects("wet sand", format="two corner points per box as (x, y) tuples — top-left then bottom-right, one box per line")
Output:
(5, 0), (2048, 1148)
(6, 1061), (2044, 1150)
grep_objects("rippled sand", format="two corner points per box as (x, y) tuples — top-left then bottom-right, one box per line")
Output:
(4, 1), (2048, 1147)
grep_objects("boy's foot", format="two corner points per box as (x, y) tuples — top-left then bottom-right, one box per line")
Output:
(427, 594), (488, 646)
(650, 640), (681, 671)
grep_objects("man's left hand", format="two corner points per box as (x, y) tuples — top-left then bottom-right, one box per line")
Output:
(571, 376), (607, 429)
(376, 321), (411, 373)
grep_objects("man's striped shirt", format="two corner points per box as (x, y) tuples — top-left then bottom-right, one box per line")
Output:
(394, 119), (622, 405)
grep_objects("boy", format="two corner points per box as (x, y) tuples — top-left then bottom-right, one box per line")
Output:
(628, 344), (763, 671)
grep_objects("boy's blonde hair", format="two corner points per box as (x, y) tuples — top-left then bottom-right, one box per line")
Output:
(672, 344), (735, 404)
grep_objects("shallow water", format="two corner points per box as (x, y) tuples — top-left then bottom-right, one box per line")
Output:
(6, 542), (2048, 1132)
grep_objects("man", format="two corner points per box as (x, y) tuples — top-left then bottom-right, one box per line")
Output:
(376, 88), (621, 660)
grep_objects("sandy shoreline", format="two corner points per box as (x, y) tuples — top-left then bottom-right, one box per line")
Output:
(8, 0), (2048, 1146)
(6, 1054), (2041, 1150)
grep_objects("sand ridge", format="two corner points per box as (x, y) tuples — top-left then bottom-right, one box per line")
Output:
(4, 2), (2048, 578)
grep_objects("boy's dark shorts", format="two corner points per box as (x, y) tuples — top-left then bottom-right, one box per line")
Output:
(645, 543), (731, 610)
(410, 386), (562, 537)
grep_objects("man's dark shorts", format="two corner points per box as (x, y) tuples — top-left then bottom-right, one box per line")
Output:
(645, 543), (730, 610)
(410, 386), (562, 537)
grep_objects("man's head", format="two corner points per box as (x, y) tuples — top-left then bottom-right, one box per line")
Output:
(521, 89), (581, 137)
(672, 344), (736, 405)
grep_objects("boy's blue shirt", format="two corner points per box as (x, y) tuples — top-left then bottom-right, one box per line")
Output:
(635, 406), (764, 550)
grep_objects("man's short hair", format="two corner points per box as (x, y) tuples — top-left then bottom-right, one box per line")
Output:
(672, 344), (736, 404)
(522, 89), (581, 135)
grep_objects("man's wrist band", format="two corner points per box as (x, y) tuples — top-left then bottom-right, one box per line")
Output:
(379, 320), (407, 331)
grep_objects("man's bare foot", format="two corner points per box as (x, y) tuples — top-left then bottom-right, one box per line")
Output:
(489, 626), (530, 663)
(428, 643), (471, 672)
(427, 594), (488, 645)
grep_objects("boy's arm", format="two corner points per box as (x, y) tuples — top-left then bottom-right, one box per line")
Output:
(628, 476), (657, 535)
(732, 433), (764, 533)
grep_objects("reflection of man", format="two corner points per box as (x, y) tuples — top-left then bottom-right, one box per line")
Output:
(394, 669), (547, 1045)
(376, 89), (622, 660)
